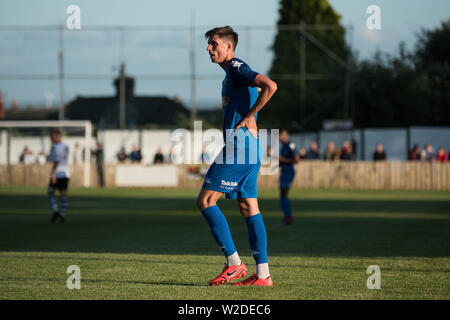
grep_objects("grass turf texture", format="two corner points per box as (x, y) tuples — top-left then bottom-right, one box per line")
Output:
(0, 187), (449, 299)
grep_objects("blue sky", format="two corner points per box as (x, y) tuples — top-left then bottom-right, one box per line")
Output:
(0, 0), (449, 109)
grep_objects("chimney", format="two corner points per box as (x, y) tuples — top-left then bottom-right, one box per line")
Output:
(113, 63), (135, 101)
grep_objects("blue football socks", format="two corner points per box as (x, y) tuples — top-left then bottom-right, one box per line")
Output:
(202, 205), (237, 257)
(281, 196), (292, 218)
(245, 213), (268, 264)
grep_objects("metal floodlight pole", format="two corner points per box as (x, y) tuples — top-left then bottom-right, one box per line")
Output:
(347, 25), (355, 121)
(189, 10), (197, 128)
(299, 21), (306, 128)
(343, 26), (353, 119)
(58, 24), (65, 121)
(119, 28), (126, 129)
(119, 63), (126, 129)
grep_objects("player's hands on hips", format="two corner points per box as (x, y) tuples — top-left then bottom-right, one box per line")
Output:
(234, 116), (258, 138)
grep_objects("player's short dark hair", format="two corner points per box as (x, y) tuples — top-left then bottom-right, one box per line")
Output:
(51, 128), (61, 136)
(280, 128), (289, 135)
(205, 26), (238, 50)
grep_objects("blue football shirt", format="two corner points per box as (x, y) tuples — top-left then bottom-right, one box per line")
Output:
(280, 141), (297, 174)
(221, 57), (259, 149)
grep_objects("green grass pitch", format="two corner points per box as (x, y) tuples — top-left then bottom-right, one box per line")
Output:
(0, 186), (449, 299)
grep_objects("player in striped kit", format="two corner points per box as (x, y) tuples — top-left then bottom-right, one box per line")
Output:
(48, 129), (70, 223)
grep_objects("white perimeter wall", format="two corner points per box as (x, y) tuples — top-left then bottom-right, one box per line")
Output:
(1, 133), (97, 164)
(2, 127), (449, 165)
(101, 129), (224, 165)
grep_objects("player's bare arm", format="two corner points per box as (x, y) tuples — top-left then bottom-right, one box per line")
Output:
(50, 161), (58, 183)
(234, 74), (277, 137)
(249, 73), (278, 116)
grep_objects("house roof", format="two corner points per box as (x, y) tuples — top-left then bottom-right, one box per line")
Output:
(5, 108), (59, 121)
(2, 73), (190, 128)
(66, 95), (189, 128)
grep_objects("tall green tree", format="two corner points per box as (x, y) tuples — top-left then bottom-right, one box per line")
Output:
(353, 46), (419, 128)
(413, 19), (450, 126)
(353, 19), (450, 128)
(260, 0), (350, 131)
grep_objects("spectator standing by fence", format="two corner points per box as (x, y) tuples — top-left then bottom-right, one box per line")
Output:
(408, 144), (421, 161)
(436, 147), (448, 163)
(324, 141), (336, 161)
(422, 144), (435, 162)
(117, 147), (127, 162)
(24, 150), (35, 164)
(129, 145), (142, 163)
(306, 141), (320, 159)
(298, 148), (307, 160)
(373, 143), (387, 161)
(340, 141), (353, 161)
(20, 147), (33, 164)
(153, 147), (164, 165)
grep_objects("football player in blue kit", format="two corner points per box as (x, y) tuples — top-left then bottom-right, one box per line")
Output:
(196, 26), (277, 286)
(279, 129), (299, 225)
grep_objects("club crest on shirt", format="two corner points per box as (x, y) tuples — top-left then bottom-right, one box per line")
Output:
(289, 142), (296, 151)
(231, 60), (244, 72)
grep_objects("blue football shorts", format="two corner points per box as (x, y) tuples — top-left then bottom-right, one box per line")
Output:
(279, 167), (295, 189)
(202, 146), (261, 199)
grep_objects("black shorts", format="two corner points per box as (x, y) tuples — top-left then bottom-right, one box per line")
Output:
(48, 178), (70, 193)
